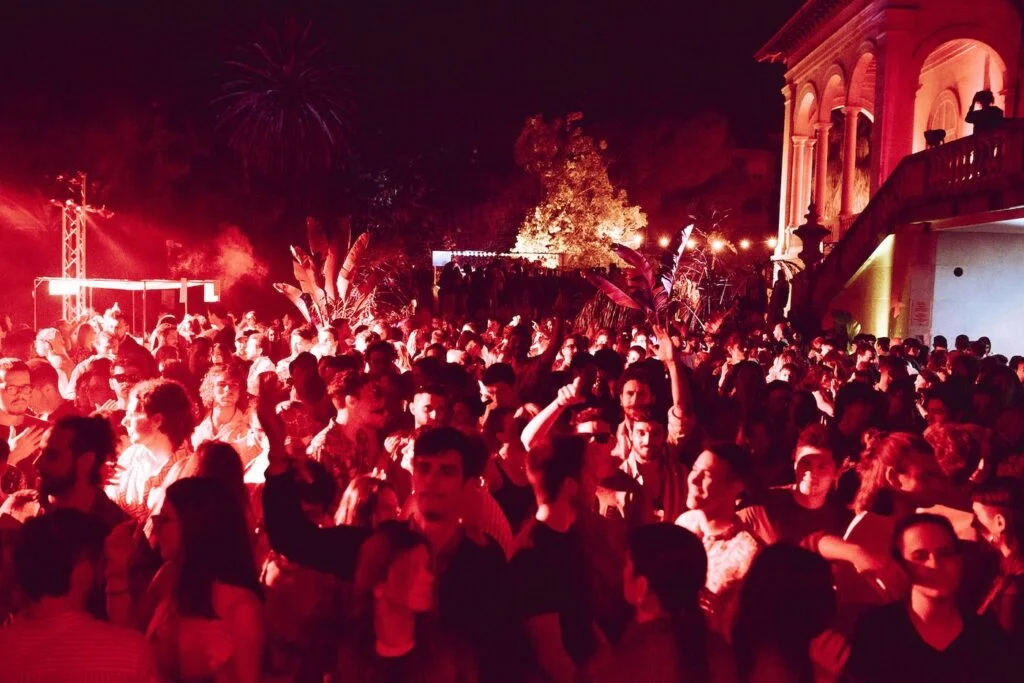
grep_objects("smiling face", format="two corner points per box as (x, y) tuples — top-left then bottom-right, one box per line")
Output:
(686, 450), (742, 515)
(794, 446), (836, 500)
(629, 420), (665, 465)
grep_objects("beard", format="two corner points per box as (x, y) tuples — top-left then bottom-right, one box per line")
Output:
(39, 470), (77, 499)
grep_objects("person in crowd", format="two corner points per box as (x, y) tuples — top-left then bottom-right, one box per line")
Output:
(105, 379), (195, 521)
(971, 477), (1024, 644)
(732, 544), (847, 683)
(620, 407), (689, 523)
(333, 521), (478, 682)
(335, 473), (400, 528)
(309, 369), (389, 490)
(740, 424), (851, 546)
(0, 510), (157, 681)
(483, 407), (535, 533)
(1, 415), (126, 529)
(192, 363), (264, 468)
(510, 435), (600, 682)
(107, 476), (263, 683)
(845, 513), (1016, 682)
(69, 356), (117, 414)
(276, 324), (316, 384)
(581, 523), (729, 683)
(1, 357), (50, 492)
(675, 443), (759, 633)
(26, 358), (77, 421)
(243, 331), (276, 396)
(33, 327), (75, 395)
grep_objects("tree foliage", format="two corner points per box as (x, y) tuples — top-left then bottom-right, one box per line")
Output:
(512, 112), (647, 268)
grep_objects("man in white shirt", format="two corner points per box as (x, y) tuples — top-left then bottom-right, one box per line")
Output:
(0, 509), (157, 682)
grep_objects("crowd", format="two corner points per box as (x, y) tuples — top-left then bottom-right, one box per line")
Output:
(0, 290), (1022, 683)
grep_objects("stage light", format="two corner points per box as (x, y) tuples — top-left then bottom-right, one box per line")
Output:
(711, 239), (725, 252)
(47, 279), (81, 296)
(685, 238), (697, 249)
(739, 239), (751, 250)
(767, 237), (779, 249)
(658, 236), (670, 248)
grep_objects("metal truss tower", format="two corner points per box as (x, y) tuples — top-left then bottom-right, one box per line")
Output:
(54, 173), (111, 320)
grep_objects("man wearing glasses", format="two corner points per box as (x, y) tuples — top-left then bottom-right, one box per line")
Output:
(0, 358), (50, 493)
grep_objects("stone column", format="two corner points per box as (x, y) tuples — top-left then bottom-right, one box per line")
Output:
(777, 83), (795, 254)
(840, 106), (862, 221)
(814, 122), (832, 224)
(789, 135), (809, 228)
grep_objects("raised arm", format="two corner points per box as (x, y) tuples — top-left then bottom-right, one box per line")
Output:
(520, 378), (583, 451)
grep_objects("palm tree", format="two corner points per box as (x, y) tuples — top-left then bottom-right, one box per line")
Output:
(215, 18), (352, 182)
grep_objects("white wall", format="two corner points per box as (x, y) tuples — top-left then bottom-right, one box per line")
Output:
(932, 232), (1024, 356)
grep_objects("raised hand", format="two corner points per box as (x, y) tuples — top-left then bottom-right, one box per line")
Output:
(9, 425), (47, 466)
(555, 377), (586, 408)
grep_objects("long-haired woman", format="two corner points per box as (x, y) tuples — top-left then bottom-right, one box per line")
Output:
(193, 364), (264, 467)
(108, 476), (263, 682)
(332, 521), (476, 683)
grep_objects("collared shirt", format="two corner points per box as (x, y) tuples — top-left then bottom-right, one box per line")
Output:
(0, 611), (157, 683)
(676, 509), (759, 596)
(105, 444), (187, 521)
(308, 419), (382, 490)
(246, 356), (276, 396)
(192, 408), (265, 465)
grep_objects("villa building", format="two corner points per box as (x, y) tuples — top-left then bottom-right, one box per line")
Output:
(758, 0), (1024, 354)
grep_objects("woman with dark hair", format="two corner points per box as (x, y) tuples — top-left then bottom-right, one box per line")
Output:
(107, 477), (263, 683)
(733, 544), (846, 683)
(186, 337), (213, 387)
(845, 513), (1015, 683)
(971, 477), (1024, 644)
(333, 520), (477, 682)
(335, 474), (400, 529)
(582, 523), (721, 683)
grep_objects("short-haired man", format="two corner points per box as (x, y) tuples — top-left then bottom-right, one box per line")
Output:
(676, 443), (760, 632)
(105, 379), (195, 521)
(740, 424), (851, 546)
(308, 370), (387, 490)
(262, 424), (511, 681)
(510, 435), (598, 682)
(1, 415), (126, 530)
(1, 358), (49, 493)
(0, 510), (156, 681)
(26, 358), (77, 423)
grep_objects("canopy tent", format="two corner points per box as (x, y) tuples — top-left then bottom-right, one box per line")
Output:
(33, 277), (220, 335)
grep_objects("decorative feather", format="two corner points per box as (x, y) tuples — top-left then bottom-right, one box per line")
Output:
(337, 232), (369, 301)
(290, 245), (328, 319)
(273, 283), (311, 322)
(585, 273), (644, 310)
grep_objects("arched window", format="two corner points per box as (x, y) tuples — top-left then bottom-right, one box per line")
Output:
(929, 90), (961, 142)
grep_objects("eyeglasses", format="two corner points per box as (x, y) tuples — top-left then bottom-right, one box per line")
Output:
(0, 383), (31, 394)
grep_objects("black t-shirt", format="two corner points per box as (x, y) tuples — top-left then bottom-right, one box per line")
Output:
(509, 518), (596, 666)
(739, 486), (851, 546)
(845, 601), (1017, 683)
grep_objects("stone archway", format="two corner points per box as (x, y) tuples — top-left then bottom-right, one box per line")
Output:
(913, 39), (1008, 152)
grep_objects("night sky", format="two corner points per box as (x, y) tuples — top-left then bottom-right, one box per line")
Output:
(0, 0), (805, 321)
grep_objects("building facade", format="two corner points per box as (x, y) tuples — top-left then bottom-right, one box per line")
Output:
(758, 0), (1024, 355)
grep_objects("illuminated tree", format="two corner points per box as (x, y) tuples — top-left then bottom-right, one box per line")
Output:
(512, 112), (647, 267)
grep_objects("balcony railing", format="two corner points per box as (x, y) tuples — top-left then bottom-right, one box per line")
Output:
(800, 119), (1024, 316)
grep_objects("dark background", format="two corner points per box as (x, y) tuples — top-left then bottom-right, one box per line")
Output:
(0, 0), (804, 325)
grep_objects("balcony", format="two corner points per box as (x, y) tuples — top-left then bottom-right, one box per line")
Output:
(795, 119), (1024, 318)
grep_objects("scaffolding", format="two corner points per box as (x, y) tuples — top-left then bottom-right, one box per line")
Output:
(52, 172), (112, 321)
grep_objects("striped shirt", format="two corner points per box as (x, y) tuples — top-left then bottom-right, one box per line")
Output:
(0, 611), (157, 683)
